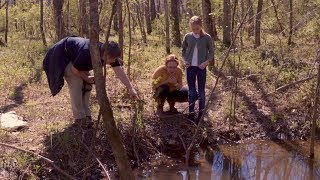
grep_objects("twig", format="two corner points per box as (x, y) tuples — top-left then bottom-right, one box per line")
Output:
(269, 75), (316, 94)
(96, 158), (111, 180)
(178, 134), (187, 151)
(73, 163), (95, 176)
(0, 142), (75, 180)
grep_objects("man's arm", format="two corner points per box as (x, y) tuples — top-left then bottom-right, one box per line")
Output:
(71, 65), (94, 84)
(112, 66), (137, 97)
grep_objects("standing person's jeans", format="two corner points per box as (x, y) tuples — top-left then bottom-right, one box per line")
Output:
(186, 66), (206, 113)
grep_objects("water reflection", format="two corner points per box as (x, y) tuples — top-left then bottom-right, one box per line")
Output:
(139, 141), (320, 180)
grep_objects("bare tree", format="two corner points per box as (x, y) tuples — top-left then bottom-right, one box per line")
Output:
(53, 0), (65, 40)
(126, 0), (132, 77)
(223, 0), (231, 47)
(202, 0), (215, 68)
(270, 0), (285, 36)
(113, 8), (119, 32)
(135, 2), (147, 43)
(164, 0), (170, 53)
(247, 0), (254, 37)
(288, 0), (293, 45)
(171, 0), (181, 47)
(145, 0), (152, 34)
(254, 0), (263, 47)
(89, 0), (134, 179)
(310, 50), (320, 159)
(40, 0), (47, 48)
(79, 0), (88, 37)
(118, 0), (124, 59)
(5, 0), (8, 45)
(150, 0), (156, 21)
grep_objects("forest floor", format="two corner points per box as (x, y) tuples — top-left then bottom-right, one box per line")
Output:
(0, 35), (320, 179)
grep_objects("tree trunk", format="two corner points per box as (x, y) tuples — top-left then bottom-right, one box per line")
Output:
(126, 0), (132, 77)
(136, 2), (147, 44)
(171, 0), (181, 47)
(88, 1), (134, 179)
(118, 0), (124, 59)
(247, 0), (254, 37)
(240, 0), (245, 46)
(145, 0), (152, 34)
(310, 50), (320, 159)
(5, 0), (8, 45)
(79, 0), (88, 37)
(270, 0), (285, 36)
(288, 0), (293, 45)
(164, 0), (170, 54)
(254, 0), (263, 47)
(223, 0), (231, 47)
(150, 0), (156, 21)
(40, 0), (47, 48)
(156, 0), (160, 18)
(202, 0), (215, 68)
(66, 0), (70, 35)
(113, 8), (119, 32)
(53, 0), (65, 40)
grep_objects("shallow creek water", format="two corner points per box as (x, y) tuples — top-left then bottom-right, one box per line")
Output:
(137, 140), (320, 180)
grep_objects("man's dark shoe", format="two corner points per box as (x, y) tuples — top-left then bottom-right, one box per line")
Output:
(167, 107), (179, 115)
(75, 117), (94, 129)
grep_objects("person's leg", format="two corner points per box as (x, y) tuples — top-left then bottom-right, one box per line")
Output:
(154, 84), (170, 113)
(197, 67), (207, 122)
(166, 87), (189, 112)
(186, 67), (197, 119)
(64, 63), (86, 120)
(82, 81), (92, 118)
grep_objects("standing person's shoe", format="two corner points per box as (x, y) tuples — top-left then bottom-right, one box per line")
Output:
(187, 112), (195, 122)
(196, 111), (204, 125)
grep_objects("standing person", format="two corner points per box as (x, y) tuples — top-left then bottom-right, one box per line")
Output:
(152, 54), (188, 115)
(182, 16), (214, 123)
(43, 36), (138, 127)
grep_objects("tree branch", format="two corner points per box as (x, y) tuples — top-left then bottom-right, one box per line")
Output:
(0, 142), (75, 180)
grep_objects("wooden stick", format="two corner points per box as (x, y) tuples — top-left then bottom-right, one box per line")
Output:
(0, 142), (75, 180)
(269, 75), (316, 94)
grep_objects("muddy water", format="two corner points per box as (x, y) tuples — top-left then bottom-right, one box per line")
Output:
(138, 140), (320, 180)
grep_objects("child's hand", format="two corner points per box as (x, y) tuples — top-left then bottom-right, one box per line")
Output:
(167, 76), (177, 84)
(199, 60), (209, 70)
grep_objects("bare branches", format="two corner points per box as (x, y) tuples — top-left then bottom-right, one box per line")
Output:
(0, 142), (75, 180)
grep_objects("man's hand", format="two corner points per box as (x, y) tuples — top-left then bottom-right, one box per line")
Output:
(129, 88), (139, 99)
(199, 60), (209, 70)
(185, 62), (190, 68)
(85, 76), (95, 84)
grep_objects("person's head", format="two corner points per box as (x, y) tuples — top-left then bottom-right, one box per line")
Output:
(165, 54), (179, 73)
(189, 16), (203, 35)
(101, 41), (121, 65)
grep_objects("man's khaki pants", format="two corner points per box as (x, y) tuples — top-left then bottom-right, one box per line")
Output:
(64, 63), (91, 119)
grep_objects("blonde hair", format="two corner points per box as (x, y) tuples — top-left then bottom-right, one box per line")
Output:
(189, 16), (205, 36)
(165, 54), (179, 66)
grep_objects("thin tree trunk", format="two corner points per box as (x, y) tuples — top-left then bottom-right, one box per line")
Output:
(240, 0), (245, 46)
(66, 0), (70, 35)
(5, 0), (8, 45)
(288, 0), (293, 45)
(156, 0), (160, 18)
(171, 0), (181, 47)
(145, 0), (152, 34)
(79, 0), (88, 37)
(202, 0), (215, 69)
(223, 0), (231, 47)
(310, 50), (320, 159)
(247, 0), (254, 37)
(53, 0), (65, 40)
(113, 9), (119, 32)
(164, 0), (170, 54)
(105, 0), (117, 43)
(40, 0), (47, 48)
(136, 2), (147, 44)
(118, 0), (124, 59)
(254, 0), (263, 47)
(89, 1), (134, 179)
(270, 0), (285, 36)
(126, 0), (132, 77)
(150, 0), (156, 21)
